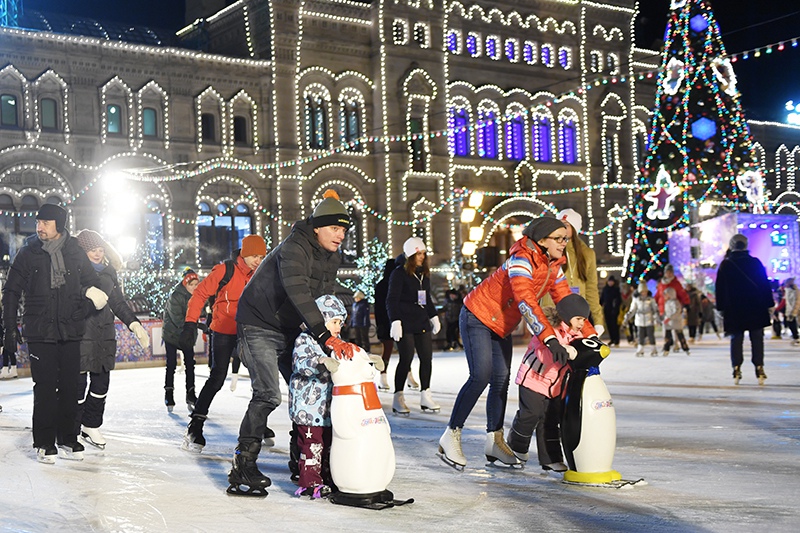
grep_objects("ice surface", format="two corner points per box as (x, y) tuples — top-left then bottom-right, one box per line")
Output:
(1, 336), (799, 532)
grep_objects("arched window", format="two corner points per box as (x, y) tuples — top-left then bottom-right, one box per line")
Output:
(532, 115), (552, 162)
(201, 113), (216, 142)
(1, 94), (18, 127)
(106, 104), (122, 134)
(233, 115), (248, 145)
(450, 107), (470, 157)
(305, 95), (328, 149)
(558, 117), (577, 164)
(142, 107), (158, 137)
(197, 201), (254, 266)
(478, 110), (498, 159)
(506, 114), (525, 161)
(40, 98), (58, 130)
(339, 99), (361, 151)
(466, 33), (480, 57)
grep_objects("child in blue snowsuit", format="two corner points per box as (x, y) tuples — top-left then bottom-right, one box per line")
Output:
(289, 294), (354, 499)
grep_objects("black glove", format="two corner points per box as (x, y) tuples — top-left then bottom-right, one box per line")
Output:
(179, 323), (196, 353)
(197, 322), (209, 334)
(545, 338), (569, 366)
(3, 326), (17, 357)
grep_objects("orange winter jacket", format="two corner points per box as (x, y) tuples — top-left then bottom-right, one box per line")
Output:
(185, 256), (254, 335)
(464, 237), (597, 342)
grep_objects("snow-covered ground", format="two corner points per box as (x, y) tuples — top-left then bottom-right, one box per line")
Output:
(1, 335), (799, 532)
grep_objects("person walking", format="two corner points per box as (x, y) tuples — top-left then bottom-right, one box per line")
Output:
(442, 289), (463, 350)
(700, 294), (721, 339)
(600, 276), (622, 346)
(782, 278), (800, 345)
(1, 204), (109, 463)
(181, 235), (267, 453)
(162, 269), (201, 413)
(625, 283), (659, 357)
(74, 229), (150, 449)
(715, 234), (774, 385)
(350, 290), (371, 351)
(386, 237), (441, 415)
(685, 283), (702, 343)
(373, 259), (396, 391)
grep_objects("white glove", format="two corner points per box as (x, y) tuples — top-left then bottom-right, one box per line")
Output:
(319, 356), (340, 373)
(390, 320), (403, 342)
(85, 287), (108, 310)
(129, 322), (150, 350)
(430, 315), (441, 335)
(566, 345), (578, 361)
(369, 354), (386, 372)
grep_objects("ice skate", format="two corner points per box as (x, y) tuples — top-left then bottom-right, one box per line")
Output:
(662, 349), (669, 357)
(635, 346), (644, 357)
(0, 367), (8, 379)
(438, 427), (466, 470)
(262, 426), (275, 448)
(420, 389), (440, 413)
(650, 349), (659, 357)
(756, 366), (767, 386)
(542, 461), (568, 473)
(392, 391), (410, 416)
(505, 435), (529, 463)
(7, 366), (17, 378)
(406, 372), (420, 390)
(81, 426), (106, 449)
(182, 415), (206, 453)
(227, 441), (271, 497)
(186, 387), (197, 412)
(230, 373), (239, 392)
(164, 387), (175, 413)
(378, 372), (390, 391)
(294, 484), (332, 499)
(57, 441), (85, 461)
(684, 349), (691, 356)
(733, 365), (742, 385)
(36, 445), (57, 464)
(484, 429), (521, 467)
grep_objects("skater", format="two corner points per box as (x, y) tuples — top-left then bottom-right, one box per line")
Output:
(624, 283), (659, 357)
(181, 235), (266, 453)
(700, 294), (721, 339)
(439, 216), (598, 469)
(655, 264), (689, 350)
(0, 305), (18, 379)
(373, 259), (395, 391)
(290, 295), (352, 499)
(507, 294), (593, 472)
(350, 290), (371, 351)
(662, 287), (690, 356)
(2, 204), (109, 463)
(599, 276), (621, 346)
(162, 269), (201, 413)
(228, 189), (356, 496)
(686, 283), (702, 343)
(715, 234), (774, 385)
(74, 230), (150, 449)
(387, 237), (441, 415)
(619, 282), (635, 344)
(783, 278), (800, 345)
(442, 289), (463, 350)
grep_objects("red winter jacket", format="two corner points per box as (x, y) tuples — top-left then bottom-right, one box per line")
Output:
(185, 255), (255, 335)
(655, 276), (689, 315)
(464, 237), (597, 342)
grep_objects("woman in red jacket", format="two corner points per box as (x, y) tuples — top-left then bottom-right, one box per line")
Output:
(438, 216), (598, 469)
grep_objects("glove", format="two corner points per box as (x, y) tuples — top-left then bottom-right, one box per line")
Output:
(430, 316), (441, 335)
(369, 354), (386, 372)
(129, 322), (150, 350)
(179, 322), (196, 353)
(545, 338), (569, 366)
(319, 356), (340, 373)
(390, 320), (403, 342)
(85, 287), (108, 310)
(324, 336), (357, 360)
(3, 326), (18, 357)
(566, 345), (578, 361)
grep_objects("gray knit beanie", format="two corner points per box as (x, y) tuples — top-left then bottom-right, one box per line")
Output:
(522, 216), (566, 243)
(312, 189), (351, 229)
(556, 294), (591, 324)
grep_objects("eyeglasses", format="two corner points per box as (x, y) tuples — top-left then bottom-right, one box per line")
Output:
(546, 236), (570, 244)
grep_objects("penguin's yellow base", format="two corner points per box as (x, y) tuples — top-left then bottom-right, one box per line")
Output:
(563, 469), (622, 484)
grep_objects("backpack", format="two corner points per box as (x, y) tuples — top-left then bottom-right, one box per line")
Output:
(205, 259), (236, 326)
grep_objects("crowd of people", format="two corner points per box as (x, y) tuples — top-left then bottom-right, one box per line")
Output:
(0, 199), (795, 497)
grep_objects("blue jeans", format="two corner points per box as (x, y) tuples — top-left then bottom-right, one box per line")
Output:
(448, 307), (513, 432)
(192, 331), (237, 417)
(236, 323), (294, 447)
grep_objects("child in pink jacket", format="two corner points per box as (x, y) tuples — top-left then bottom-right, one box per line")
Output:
(506, 294), (591, 471)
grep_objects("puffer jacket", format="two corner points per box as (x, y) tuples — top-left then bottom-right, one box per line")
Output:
(516, 321), (583, 399)
(715, 250), (773, 333)
(655, 276), (689, 314)
(2, 232), (101, 343)
(663, 299), (683, 331)
(162, 282), (196, 347)
(386, 257), (437, 335)
(464, 237), (597, 342)
(80, 264), (139, 373)
(625, 294), (659, 327)
(237, 218), (341, 345)
(185, 255), (254, 335)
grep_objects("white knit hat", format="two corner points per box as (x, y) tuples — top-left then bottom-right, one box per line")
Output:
(403, 237), (426, 258)
(557, 208), (582, 233)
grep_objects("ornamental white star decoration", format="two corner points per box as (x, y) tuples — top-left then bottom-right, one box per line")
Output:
(644, 166), (682, 220)
(736, 170), (765, 213)
(670, 0), (688, 9)
(662, 57), (686, 96)
(711, 57), (738, 96)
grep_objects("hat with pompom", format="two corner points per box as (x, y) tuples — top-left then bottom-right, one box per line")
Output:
(181, 268), (199, 287)
(312, 189), (351, 229)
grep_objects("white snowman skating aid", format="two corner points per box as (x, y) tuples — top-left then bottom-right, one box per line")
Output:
(327, 346), (414, 510)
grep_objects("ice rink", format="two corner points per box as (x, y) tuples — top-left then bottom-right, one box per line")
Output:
(1, 335), (799, 532)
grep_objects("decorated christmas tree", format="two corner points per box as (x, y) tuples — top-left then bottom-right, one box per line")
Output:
(625, 0), (763, 282)
(338, 237), (389, 303)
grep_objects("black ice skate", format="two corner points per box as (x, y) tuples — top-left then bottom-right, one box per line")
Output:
(165, 387), (175, 413)
(181, 415), (206, 453)
(227, 441), (271, 497)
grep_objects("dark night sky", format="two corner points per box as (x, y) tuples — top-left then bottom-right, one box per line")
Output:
(22, 1), (800, 122)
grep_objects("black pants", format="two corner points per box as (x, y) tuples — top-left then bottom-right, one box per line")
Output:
(445, 320), (460, 347)
(395, 331), (433, 392)
(664, 329), (689, 352)
(352, 326), (370, 351)
(702, 320), (719, 334)
(164, 341), (195, 392)
(731, 329), (764, 369)
(603, 311), (620, 345)
(28, 341), (81, 448)
(193, 331), (237, 417)
(508, 387), (563, 466)
(76, 369), (110, 431)
(784, 317), (799, 340)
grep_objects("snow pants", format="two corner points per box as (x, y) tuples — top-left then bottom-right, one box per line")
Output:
(508, 387), (564, 466)
(296, 425), (332, 489)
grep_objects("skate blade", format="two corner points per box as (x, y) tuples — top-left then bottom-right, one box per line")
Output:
(436, 452), (465, 471)
(485, 456), (522, 468)
(226, 484), (268, 497)
(80, 434), (106, 450)
(392, 409), (410, 417)
(420, 406), (440, 413)
(166, 405), (174, 413)
(57, 449), (84, 461)
(180, 440), (204, 453)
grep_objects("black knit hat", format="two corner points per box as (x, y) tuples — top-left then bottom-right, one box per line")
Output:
(36, 203), (67, 233)
(312, 189), (351, 229)
(522, 216), (566, 243)
(556, 293), (591, 324)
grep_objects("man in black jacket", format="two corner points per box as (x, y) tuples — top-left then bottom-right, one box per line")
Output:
(1, 204), (108, 463)
(227, 189), (358, 496)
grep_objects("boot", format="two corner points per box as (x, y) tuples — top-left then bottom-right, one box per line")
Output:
(230, 374), (239, 392)
(438, 427), (467, 469)
(420, 389), (440, 412)
(0, 367), (8, 379)
(186, 387), (197, 411)
(37, 445), (58, 464)
(7, 366), (16, 378)
(182, 415), (206, 453)
(733, 365), (742, 385)
(406, 372), (420, 390)
(392, 391), (410, 416)
(81, 426), (106, 449)
(378, 372), (390, 391)
(484, 429), (520, 466)
(542, 461), (568, 472)
(635, 346), (644, 357)
(756, 365), (767, 386)
(227, 441), (271, 496)
(164, 387), (175, 413)
(57, 441), (85, 461)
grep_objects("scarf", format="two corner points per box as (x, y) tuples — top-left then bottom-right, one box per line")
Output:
(41, 230), (69, 289)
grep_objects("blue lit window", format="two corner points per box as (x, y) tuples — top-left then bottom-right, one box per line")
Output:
(523, 42), (537, 64)
(478, 110), (498, 159)
(450, 108), (470, 157)
(541, 45), (554, 67)
(466, 34), (479, 56)
(559, 118), (577, 164)
(558, 47), (571, 69)
(533, 116), (552, 162)
(339, 99), (362, 151)
(505, 39), (518, 62)
(447, 30), (460, 54)
(486, 36), (500, 60)
(506, 114), (525, 160)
